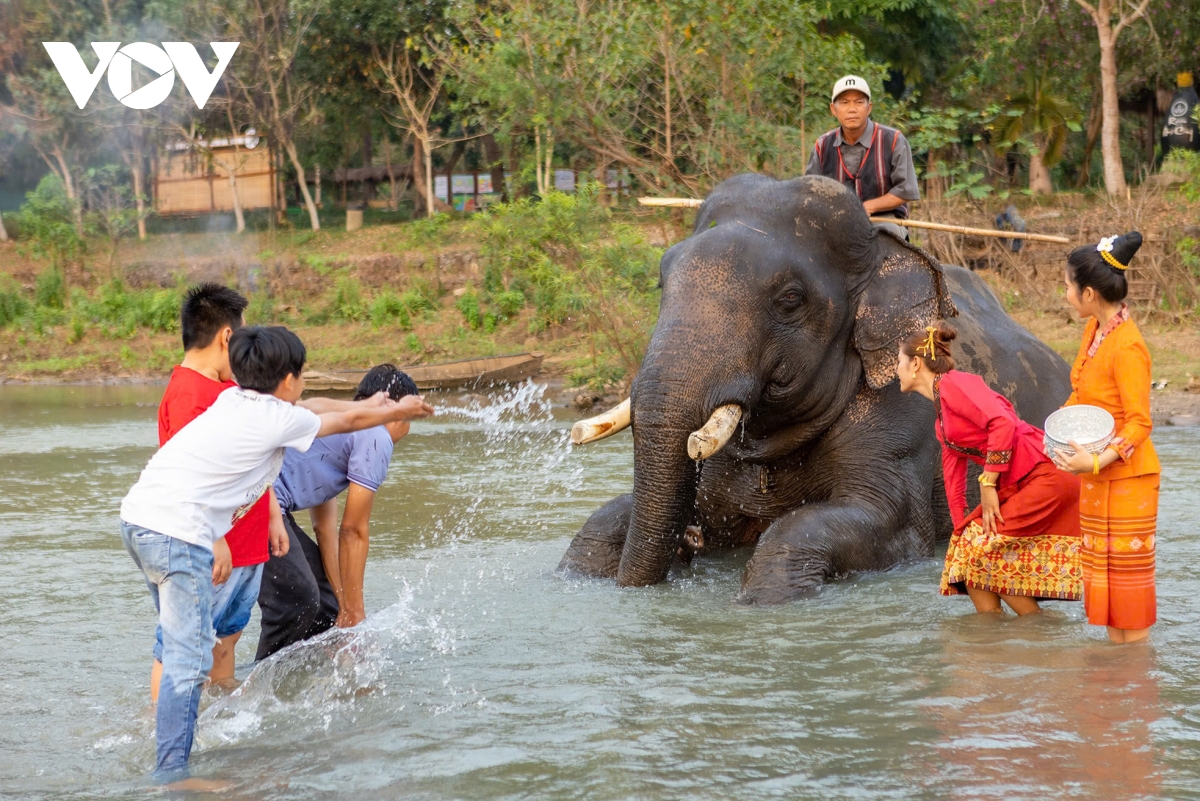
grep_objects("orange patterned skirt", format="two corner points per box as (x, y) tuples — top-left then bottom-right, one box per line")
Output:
(941, 462), (1083, 600)
(1080, 474), (1159, 629)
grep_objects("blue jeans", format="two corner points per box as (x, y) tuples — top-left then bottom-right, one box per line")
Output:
(120, 521), (215, 779)
(154, 563), (264, 661)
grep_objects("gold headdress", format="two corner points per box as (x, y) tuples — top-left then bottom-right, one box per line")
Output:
(916, 326), (938, 359)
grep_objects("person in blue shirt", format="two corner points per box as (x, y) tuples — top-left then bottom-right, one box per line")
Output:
(256, 364), (419, 660)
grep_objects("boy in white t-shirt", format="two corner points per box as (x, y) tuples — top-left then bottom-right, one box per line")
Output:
(119, 326), (433, 781)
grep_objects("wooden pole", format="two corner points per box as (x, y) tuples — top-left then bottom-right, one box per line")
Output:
(634, 197), (1070, 244)
(868, 217), (1070, 245)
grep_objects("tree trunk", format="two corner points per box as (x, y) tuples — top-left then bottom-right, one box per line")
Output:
(53, 150), (84, 237)
(0, 209), (8, 241)
(1029, 148), (1053, 194)
(224, 158), (246, 234)
(535, 128), (545, 195)
(926, 148), (945, 201)
(362, 118), (374, 202)
(483, 133), (507, 203)
(1097, 38), (1127, 196)
(410, 138), (426, 215)
(315, 163), (322, 207)
(422, 135), (435, 218)
(283, 139), (321, 230)
(131, 136), (146, 240)
(1075, 89), (1103, 188)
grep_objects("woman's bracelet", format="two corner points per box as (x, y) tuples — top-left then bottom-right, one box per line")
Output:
(1092, 453), (1101, 475)
(978, 472), (999, 488)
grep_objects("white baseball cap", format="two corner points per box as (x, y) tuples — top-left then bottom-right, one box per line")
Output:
(831, 75), (871, 102)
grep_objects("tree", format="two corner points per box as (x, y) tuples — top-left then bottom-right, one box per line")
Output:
(371, 40), (452, 218)
(453, 0), (877, 195)
(999, 76), (1081, 194)
(1070, 0), (1152, 196)
(219, 0), (325, 229)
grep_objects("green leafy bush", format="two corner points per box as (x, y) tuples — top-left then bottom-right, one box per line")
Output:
(14, 174), (84, 269)
(456, 286), (482, 329)
(0, 276), (29, 326)
(34, 268), (66, 309)
(329, 276), (367, 322)
(493, 290), (526, 317)
(246, 293), (278, 324)
(370, 289), (412, 329)
(76, 280), (181, 337)
(1163, 150), (1200, 203)
(473, 184), (661, 378)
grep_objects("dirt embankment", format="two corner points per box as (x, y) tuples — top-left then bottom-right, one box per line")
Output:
(2, 194), (1199, 421)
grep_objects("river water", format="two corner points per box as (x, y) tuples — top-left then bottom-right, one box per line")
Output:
(2, 382), (1198, 800)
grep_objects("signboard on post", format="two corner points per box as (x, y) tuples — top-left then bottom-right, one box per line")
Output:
(554, 169), (576, 192)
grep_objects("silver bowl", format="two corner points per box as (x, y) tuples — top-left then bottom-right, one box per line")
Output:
(1043, 405), (1116, 457)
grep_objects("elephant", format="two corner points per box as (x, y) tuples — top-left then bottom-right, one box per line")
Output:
(559, 173), (1072, 603)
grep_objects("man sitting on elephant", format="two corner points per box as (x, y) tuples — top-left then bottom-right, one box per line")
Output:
(806, 75), (920, 239)
(562, 173), (1070, 604)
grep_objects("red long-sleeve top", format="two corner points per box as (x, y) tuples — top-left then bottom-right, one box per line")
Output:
(934, 370), (1050, 529)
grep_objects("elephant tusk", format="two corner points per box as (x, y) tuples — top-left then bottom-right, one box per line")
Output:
(687, 404), (743, 461)
(570, 398), (631, 445)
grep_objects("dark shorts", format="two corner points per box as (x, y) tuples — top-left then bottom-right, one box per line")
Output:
(255, 511), (339, 661)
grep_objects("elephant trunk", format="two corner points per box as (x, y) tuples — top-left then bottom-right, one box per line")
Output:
(615, 377), (698, 587)
(615, 339), (749, 586)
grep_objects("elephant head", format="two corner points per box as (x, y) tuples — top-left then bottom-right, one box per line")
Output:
(611, 174), (956, 587)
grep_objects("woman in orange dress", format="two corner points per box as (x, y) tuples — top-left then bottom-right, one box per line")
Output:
(897, 323), (1083, 615)
(1051, 231), (1161, 644)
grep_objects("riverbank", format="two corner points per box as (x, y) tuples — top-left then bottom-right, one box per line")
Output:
(2, 187), (1198, 407)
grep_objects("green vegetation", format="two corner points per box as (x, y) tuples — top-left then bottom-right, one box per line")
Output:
(472, 184), (662, 380)
(0, 274), (181, 341)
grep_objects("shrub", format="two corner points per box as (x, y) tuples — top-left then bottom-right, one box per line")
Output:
(471, 183), (661, 368)
(77, 280), (181, 337)
(370, 289), (412, 329)
(456, 286), (482, 329)
(14, 174), (84, 269)
(0, 276), (29, 326)
(35, 268), (66, 309)
(329, 276), (367, 322)
(246, 292), (278, 324)
(1164, 149), (1200, 203)
(493, 290), (526, 318)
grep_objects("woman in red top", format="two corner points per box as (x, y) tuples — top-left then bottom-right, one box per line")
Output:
(897, 323), (1083, 615)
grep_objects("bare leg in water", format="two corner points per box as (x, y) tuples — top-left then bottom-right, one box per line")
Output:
(1108, 626), (1151, 644)
(150, 633), (240, 703)
(966, 586), (1041, 616)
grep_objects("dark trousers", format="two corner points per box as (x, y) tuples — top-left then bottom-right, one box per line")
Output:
(255, 511), (339, 661)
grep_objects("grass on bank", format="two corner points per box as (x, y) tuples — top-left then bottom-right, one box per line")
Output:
(4, 174), (1200, 388)
(1, 185), (665, 388)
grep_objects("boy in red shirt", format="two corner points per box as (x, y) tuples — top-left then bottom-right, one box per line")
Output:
(150, 283), (288, 699)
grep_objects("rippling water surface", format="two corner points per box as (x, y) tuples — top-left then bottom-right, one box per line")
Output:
(1, 383), (1198, 800)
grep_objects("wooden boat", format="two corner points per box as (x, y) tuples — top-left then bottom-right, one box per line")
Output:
(302, 352), (545, 393)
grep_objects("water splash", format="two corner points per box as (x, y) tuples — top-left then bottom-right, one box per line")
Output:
(193, 383), (576, 749)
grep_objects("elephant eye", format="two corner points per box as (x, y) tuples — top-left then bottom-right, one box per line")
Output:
(777, 287), (804, 309)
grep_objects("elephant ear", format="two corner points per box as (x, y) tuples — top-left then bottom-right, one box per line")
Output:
(852, 231), (958, 389)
